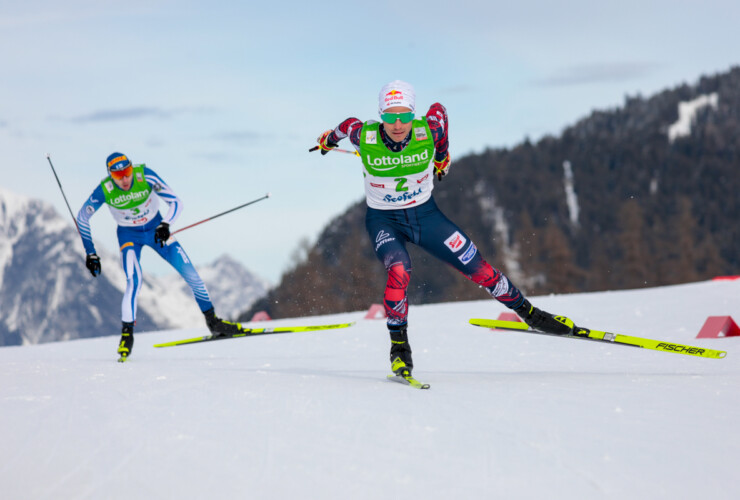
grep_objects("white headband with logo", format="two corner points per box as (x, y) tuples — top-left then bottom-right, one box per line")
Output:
(379, 80), (416, 114)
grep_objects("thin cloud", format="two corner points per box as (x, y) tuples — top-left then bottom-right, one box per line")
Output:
(534, 62), (660, 87)
(65, 106), (213, 123)
(68, 107), (174, 123)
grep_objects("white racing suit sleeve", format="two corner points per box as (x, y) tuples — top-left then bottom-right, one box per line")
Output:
(143, 166), (183, 225)
(76, 185), (105, 255)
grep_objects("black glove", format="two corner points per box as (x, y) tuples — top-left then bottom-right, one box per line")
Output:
(85, 253), (101, 277)
(154, 222), (170, 247)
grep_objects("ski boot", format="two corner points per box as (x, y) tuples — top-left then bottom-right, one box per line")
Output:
(389, 324), (414, 376)
(117, 322), (134, 362)
(514, 299), (574, 335)
(204, 308), (247, 338)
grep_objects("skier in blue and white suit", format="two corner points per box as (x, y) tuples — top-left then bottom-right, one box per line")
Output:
(77, 152), (246, 361)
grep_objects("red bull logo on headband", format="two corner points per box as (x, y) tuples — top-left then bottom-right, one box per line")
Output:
(384, 90), (405, 106)
(379, 80), (415, 113)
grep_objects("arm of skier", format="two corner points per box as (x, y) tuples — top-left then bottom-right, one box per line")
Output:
(76, 185), (104, 255)
(144, 166), (183, 226)
(426, 103), (450, 179)
(77, 186), (104, 276)
(317, 118), (364, 154)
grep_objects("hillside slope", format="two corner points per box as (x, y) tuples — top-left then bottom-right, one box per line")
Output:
(243, 66), (740, 321)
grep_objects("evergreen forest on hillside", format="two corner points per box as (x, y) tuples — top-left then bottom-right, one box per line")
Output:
(241, 67), (740, 321)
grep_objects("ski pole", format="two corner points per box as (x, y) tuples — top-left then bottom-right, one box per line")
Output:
(45, 154), (80, 234)
(172, 193), (271, 235)
(308, 145), (360, 157)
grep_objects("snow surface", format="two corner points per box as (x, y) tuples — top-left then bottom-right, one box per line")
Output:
(0, 187), (33, 288)
(2, 280), (739, 499)
(667, 93), (719, 142)
(562, 160), (580, 227)
(474, 184), (525, 288)
(0, 186), (33, 223)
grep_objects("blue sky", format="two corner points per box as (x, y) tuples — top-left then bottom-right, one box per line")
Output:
(2, 0), (739, 283)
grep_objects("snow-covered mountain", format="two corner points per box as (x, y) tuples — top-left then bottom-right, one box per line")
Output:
(1, 279), (738, 499)
(0, 187), (268, 345)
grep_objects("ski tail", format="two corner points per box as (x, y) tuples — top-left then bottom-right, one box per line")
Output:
(469, 319), (727, 359)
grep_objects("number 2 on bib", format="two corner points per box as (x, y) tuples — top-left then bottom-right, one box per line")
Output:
(394, 178), (408, 192)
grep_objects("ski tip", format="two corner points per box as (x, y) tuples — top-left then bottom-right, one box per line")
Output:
(266, 192), (272, 198)
(386, 374), (430, 389)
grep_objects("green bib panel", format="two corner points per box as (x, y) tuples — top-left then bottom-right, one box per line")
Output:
(360, 119), (435, 177)
(100, 165), (152, 210)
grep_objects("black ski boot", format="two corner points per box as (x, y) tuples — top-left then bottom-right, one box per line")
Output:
(117, 322), (134, 362)
(514, 299), (574, 335)
(204, 308), (247, 338)
(389, 324), (414, 375)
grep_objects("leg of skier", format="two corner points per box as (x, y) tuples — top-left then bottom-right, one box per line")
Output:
(118, 239), (143, 361)
(385, 261), (414, 375)
(417, 201), (573, 335)
(151, 235), (247, 337)
(366, 209), (416, 376)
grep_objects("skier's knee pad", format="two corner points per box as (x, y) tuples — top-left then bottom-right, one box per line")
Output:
(384, 263), (410, 324)
(466, 260), (501, 288)
(386, 261), (411, 290)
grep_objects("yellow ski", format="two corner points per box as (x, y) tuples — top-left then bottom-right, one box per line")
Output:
(153, 321), (355, 348)
(469, 319), (727, 359)
(387, 373), (430, 389)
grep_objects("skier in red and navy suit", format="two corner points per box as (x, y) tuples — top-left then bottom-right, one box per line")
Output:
(315, 80), (577, 378)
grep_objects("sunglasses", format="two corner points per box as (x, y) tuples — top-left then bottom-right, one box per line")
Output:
(109, 165), (133, 180)
(381, 111), (414, 124)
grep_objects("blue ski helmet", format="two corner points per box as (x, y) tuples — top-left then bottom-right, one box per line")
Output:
(106, 152), (131, 173)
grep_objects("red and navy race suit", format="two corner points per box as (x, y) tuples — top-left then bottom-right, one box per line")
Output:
(327, 104), (525, 326)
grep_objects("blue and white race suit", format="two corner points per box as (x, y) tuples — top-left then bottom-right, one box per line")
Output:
(76, 166), (213, 323)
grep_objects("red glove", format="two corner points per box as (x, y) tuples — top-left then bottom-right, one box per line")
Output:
(316, 130), (338, 155)
(434, 154), (450, 180)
